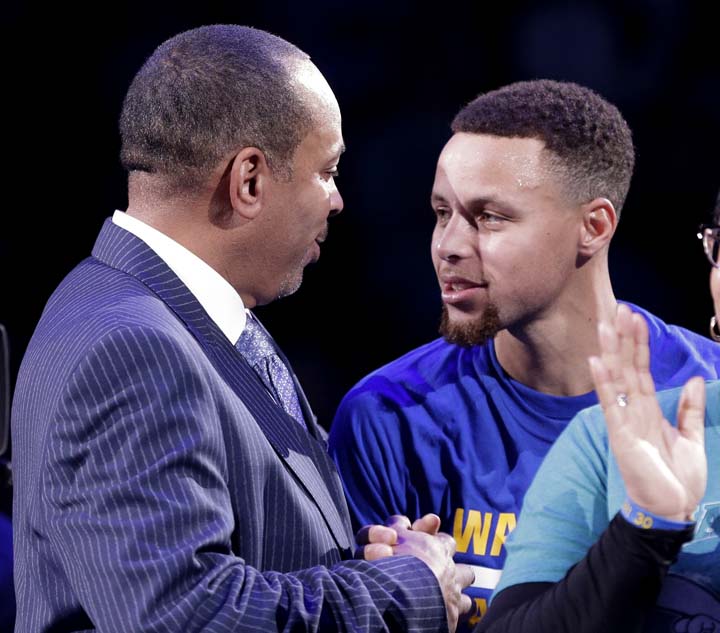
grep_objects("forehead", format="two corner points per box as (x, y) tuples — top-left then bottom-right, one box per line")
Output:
(294, 60), (338, 114)
(293, 61), (344, 163)
(435, 133), (548, 195)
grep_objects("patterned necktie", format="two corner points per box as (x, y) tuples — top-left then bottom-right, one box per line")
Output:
(235, 313), (306, 427)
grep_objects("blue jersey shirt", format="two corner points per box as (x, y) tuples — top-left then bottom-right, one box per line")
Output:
(328, 303), (720, 629)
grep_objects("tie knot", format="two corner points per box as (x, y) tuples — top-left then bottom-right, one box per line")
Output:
(235, 315), (275, 363)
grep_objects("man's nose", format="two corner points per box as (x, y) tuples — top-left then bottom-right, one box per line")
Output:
(436, 214), (475, 261)
(329, 187), (344, 217)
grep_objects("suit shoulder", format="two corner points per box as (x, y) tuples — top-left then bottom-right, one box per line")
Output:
(38, 259), (183, 340)
(21, 264), (197, 390)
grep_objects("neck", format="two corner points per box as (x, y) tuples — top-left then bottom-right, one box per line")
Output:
(127, 172), (229, 269)
(494, 264), (617, 396)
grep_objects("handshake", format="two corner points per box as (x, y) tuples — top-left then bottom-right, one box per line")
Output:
(356, 513), (476, 632)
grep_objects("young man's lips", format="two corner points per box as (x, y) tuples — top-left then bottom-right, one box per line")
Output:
(440, 280), (486, 304)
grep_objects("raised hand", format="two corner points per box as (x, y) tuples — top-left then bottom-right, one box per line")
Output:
(588, 303), (707, 522)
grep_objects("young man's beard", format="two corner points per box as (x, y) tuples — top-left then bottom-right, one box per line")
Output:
(439, 303), (502, 347)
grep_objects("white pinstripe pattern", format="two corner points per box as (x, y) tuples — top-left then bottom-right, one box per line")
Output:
(12, 220), (448, 632)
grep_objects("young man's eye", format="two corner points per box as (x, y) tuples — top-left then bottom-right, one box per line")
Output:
(433, 207), (450, 222)
(478, 211), (504, 224)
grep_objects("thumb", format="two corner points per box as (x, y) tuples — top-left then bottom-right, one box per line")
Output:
(676, 376), (706, 445)
(411, 513), (442, 534)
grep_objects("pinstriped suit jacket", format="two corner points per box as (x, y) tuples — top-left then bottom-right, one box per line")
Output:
(11, 220), (446, 632)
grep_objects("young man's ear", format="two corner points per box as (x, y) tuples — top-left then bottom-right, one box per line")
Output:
(578, 198), (618, 257)
(229, 147), (272, 220)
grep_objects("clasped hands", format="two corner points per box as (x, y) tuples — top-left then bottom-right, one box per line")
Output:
(356, 513), (474, 632)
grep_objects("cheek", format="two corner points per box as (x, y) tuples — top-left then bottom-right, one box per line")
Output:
(430, 228), (441, 264)
(301, 184), (332, 223)
(483, 239), (525, 269)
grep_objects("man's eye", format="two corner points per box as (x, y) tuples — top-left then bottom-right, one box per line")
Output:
(478, 212), (503, 224)
(327, 168), (340, 179)
(434, 207), (450, 221)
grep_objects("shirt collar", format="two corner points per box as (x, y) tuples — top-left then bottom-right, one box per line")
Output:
(112, 210), (247, 343)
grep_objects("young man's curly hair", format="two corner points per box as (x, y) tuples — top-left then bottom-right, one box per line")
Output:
(452, 79), (635, 215)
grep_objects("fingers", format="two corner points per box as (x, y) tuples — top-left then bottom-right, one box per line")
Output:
(391, 514), (456, 557)
(631, 312), (650, 370)
(455, 563), (475, 590)
(355, 524), (398, 547)
(385, 514), (412, 531)
(453, 566), (476, 625)
(676, 376), (707, 446)
(373, 518), (467, 631)
(358, 542), (395, 561)
(369, 515), (459, 567)
(411, 513), (441, 534)
(598, 305), (631, 389)
(588, 355), (618, 418)
(431, 531), (456, 557)
(456, 593), (473, 620)
(597, 320), (621, 381)
(589, 354), (632, 441)
(621, 360), (641, 395)
(631, 313), (656, 396)
(459, 593), (474, 617)
(598, 304), (645, 379)
(595, 306), (653, 402)
(616, 304), (636, 373)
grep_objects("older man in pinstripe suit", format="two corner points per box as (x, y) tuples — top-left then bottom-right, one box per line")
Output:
(11, 25), (472, 632)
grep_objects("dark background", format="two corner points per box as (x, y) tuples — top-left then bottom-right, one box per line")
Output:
(1, 0), (719, 438)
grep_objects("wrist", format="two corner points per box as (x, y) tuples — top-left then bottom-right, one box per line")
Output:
(620, 498), (694, 531)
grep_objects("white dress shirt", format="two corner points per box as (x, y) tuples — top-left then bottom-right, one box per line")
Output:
(112, 210), (247, 344)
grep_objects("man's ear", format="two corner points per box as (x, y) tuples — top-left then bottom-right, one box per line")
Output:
(578, 197), (618, 257)
(228, 147), (272, 220)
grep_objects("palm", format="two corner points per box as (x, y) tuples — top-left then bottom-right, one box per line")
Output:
(589, 305), (707, 521)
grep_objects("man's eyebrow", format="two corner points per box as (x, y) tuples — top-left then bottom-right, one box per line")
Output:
(430, 193), (497, 205)
(430, 193), (447, 204)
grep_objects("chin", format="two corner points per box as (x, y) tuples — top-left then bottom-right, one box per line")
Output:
(276, 270), (304, 300)
(439, 304), (502, 347)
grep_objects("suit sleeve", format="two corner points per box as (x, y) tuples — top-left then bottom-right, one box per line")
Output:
(42, 325), (446, 633)
(328, 388), (410, 532)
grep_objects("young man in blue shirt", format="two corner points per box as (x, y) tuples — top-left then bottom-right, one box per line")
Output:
(328, 80), (720, 629)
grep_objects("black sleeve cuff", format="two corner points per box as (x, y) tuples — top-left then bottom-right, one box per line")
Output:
(475, 512), (695, 633)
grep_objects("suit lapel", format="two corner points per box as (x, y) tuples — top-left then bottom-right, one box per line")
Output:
(256, 325), (353, 537)
(91, 219), (353, 552)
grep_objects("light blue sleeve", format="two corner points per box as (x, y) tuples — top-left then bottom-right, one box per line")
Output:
(494, 404), (611, 596)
